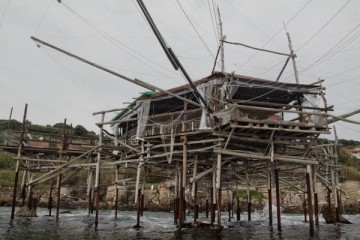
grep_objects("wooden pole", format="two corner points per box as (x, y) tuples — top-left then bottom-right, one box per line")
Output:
(11, 104), (27, 220)
(275, 168), (281, 232)
(48, 178), (54, 216)
(236, 197), (240, 221)
(303, 192), (308, 222)
(114, 166), (119, 219)
(134, 189), (141, 228)
(306, 166), (314, 235)
(206, 198), (209, 219)
(95, 113), (104, 226)
(313, 165), (319, 226)
(193, 182), (198, 222)
(216, 150), (222, 230)
(56, 118), (67, 221)
(211, 172), (216, 225)
(245, 164), (251, 221)
(268, 166), (273, 226)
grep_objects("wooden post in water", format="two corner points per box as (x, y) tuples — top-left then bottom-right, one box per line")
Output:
(245, 164), (251, 221)
(303, 192), (308, 222)
(206, 199), (209, 218)
(275, 168), (281, 232)
(268, 166), (273, 226)
(114, 166), (119, 219)
(306, 165), (314, 235)
(211, 177), (215, 225)
(236, 197), (240, 221)
(228, 202), (231, 222)
(194, 182), (199, 222)
(48, 178), (54, 216)
(95, 113), (104, 226)
(313, 165), (319, 226)
(11, 104), (28, 220)
(174, 168), (179, 225)
(56, 118), (67, 221)
(134, 188), (141, 228)
(216, 150), (222, 230)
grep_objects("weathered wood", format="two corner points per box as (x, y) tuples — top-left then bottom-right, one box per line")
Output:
(275, 168), (281, 232)
(306, 167), (314, 235)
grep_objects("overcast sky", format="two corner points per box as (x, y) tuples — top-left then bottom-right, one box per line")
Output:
(0, 0), (360, 140)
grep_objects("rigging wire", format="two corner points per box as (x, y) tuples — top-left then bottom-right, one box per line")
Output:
(59, 1), (182, 84)
(299, 25), (360, 74)
(34, 0), (53, 35)
(207, 0), (219, 43)
(237, 0), (314, 70)
(0, 0), (11, 28)
(176, 0), (215, 58)
(296, 0), (351, 52)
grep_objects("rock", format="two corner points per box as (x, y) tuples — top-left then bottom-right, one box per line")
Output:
(16, 198), (38, 217)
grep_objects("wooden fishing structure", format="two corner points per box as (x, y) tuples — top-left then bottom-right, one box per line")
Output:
(2, 0), (358, 236)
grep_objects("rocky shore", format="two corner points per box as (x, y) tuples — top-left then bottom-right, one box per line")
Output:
(1, 180), (360, 214)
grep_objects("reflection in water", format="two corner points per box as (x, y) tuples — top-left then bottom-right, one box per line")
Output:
(0, 207), (359, 240)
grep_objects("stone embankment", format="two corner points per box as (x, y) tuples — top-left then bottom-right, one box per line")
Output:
(1, 181), (360, 214)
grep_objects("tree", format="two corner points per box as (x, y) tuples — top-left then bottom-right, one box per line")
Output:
(74, 125), (88, 136)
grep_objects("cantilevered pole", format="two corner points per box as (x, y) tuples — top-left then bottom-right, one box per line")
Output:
(31, 36), (202, 109)
(11, 103), (28, 220)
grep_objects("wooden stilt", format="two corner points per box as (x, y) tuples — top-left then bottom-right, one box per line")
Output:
(275, 168), (281, 232)
(228, 202), (231, 222)
(211, 179), (215, 225)
(134, 189), (141, 228)
(205, 199), (209, 219)
(217, 188), (222, 230)
(303, 192), (308, 222)
(114, 167), (119, 219)
(55, 173), (62, 221)
(236, 197), (240, 221)
(268, 166), (273, 226)
(306, 167), (314, 235)
(48, 178), (54, 216)
(11, 104), (28, 220)
(247, 194), (251, 221)
(178, 186), (184, 228)
(313, 166), (319, 226)
(194, 182), (198, 222)
(95, 114), (104, 226)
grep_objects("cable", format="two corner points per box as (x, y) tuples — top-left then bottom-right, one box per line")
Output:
(207, 0), (219, 43)
(34, 0), (53, 35)
(296, 0), (351, 52)
(59, 1), (182, 85)
(0, 0), (11, 28)
(238, 0), (314, 70)
(177, 0), (215, 58)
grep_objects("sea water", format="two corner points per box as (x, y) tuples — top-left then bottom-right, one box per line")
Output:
(1, 207), (359, 239)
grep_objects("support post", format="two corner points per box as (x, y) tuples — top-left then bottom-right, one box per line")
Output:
(206, 198), (209, 219)
(236, 197), (240, 221)
(95, 113), (104, 226)
(11, 103), (28, 220)
(268, 166), (273, 226)
(306, 166), (314, 235)
(245, 164), (251, 222)
(194, 182), (198, 222)
(114, 166), (119, 219)
(56, 118), (67, 221)
(216, 150), (222, 230)
(275, 168), (281, 232)
(134, 189), (141, 228)
(313, 165), (319, 226)
(303, 192), (308, 222)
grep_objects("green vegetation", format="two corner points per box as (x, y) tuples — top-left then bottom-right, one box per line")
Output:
(0, 119), (96, 137)
(0, 151), (16, 187)
(339, 139), (360, 148)
(339, 149), (360, 181)
(234, 189), (265, 201)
